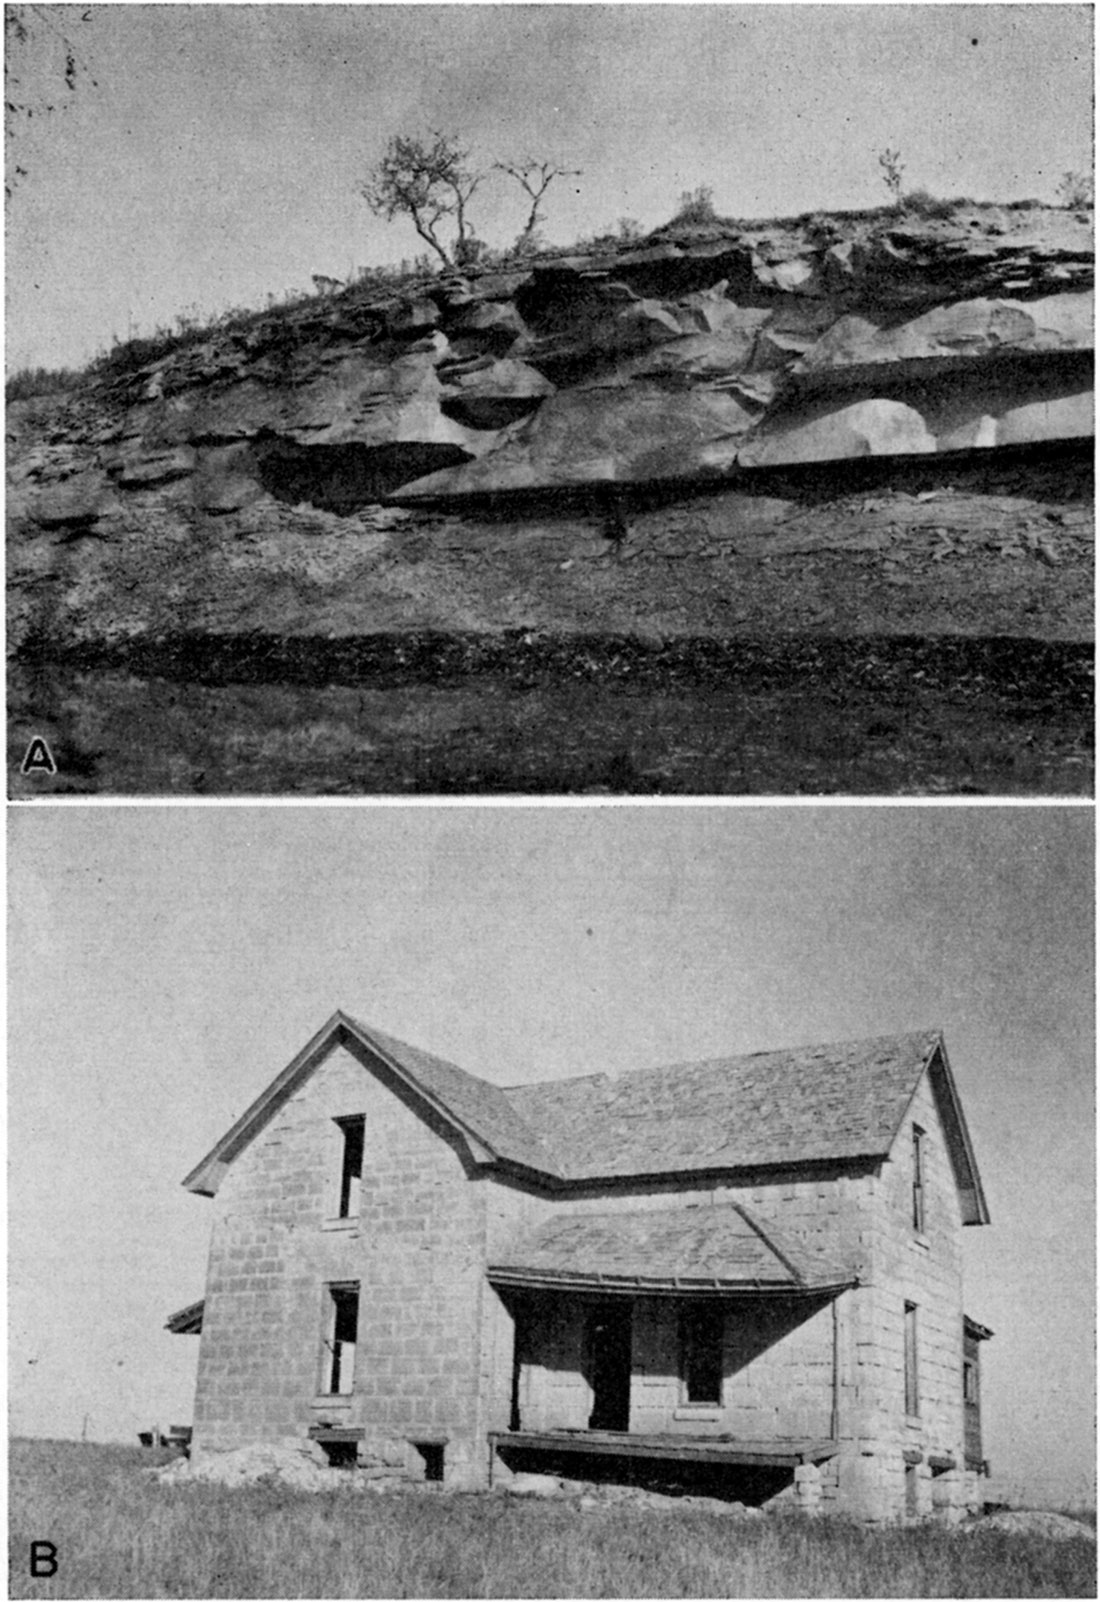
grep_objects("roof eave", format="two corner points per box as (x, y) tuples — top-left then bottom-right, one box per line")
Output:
(889, 1032), (990, 1226)
(165, 1299), (205, 1334)
(181, 1011), (564, 1197)
(182, 1009), (352, 1194)
(546, 1152), (887, 1189)
(928, 1036), (992, 1226)
(487, 1266), (856, 1297)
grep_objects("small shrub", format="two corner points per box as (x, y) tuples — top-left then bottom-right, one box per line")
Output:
(901, 189), (959, 220)
(510, 228), (547, 258)
(803, 212), (843, 245)
(1057, 169), (1094, 209)
(92, 327), (185, 377)
(6, 365), (83, 401)
(672, 184), (717, 224)
(616, 217), (645, 242)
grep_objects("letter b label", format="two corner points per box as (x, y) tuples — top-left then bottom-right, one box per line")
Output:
(30, 1542), (58, 1577)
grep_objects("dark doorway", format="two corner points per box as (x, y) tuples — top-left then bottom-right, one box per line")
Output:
(587, 1303), (632, 1432)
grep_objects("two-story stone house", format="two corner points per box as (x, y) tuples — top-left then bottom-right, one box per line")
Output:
(168, 1011), (991, 1520)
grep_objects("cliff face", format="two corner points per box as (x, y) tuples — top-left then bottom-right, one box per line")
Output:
(6, 201), (1093, 653)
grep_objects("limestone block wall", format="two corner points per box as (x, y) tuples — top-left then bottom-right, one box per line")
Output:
(192, 1038), (491, 1485)
(630, 1294), (835, 1439)
(832, 1070), (967, 1520)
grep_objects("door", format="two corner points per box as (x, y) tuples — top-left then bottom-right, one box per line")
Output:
(586, 1303), (632, 1432)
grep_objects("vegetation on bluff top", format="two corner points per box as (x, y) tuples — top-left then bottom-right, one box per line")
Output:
(6, 112), (1093, 406)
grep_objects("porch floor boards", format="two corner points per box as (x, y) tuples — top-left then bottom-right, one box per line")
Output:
(490, 1428), (838, 1468)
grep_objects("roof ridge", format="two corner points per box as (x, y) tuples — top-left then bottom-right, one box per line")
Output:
(613, 1027), (943, 1080)
(501, 1070), (612, 1093)
(343, 1014), (566, 1178)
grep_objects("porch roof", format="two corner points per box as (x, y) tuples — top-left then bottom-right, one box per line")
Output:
(488, 1201), (857, 1295)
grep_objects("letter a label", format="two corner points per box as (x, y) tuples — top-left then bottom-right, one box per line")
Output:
(21, 737), (57, 777)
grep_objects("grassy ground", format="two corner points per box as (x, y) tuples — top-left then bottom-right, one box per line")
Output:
(8, 448), (1092, 797)
(7, 636), (1092, 797)
(9, 1441), (1097, 1600)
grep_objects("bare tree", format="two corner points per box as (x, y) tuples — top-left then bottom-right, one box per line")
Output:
(360, 131), (482, 268)
(495, 159), (582, 253)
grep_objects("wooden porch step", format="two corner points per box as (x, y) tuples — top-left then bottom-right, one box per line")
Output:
(490, 1428), (838, 1468)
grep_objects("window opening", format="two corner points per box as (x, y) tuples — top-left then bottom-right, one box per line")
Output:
(912, 1125), (926, 1233)
(681, 1303), (724, 1405)
(963, 1358), (978, 1405)
(904, 1302), (919, 1417)
(336, 1117), (365, 1219)
(323, 1284), (359, 1395)
(905, 1462), (919, 1516)
(321, 1440), (359, 1469)
(413, 1442), (445, 1482)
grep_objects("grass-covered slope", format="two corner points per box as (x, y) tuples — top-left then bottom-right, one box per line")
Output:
(9, 1440), (1097, 1599)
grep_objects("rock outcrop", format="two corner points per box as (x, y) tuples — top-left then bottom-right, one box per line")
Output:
(7, 201), (1093, 681)
(9, 202), (1092, 534)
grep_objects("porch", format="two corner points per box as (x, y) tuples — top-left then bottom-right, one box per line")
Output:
(490, 1202), (857, 1456)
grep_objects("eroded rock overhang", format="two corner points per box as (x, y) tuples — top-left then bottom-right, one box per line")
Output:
(8, 202), (1094, 529)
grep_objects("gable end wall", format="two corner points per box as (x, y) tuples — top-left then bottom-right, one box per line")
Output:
(192, 1040), (491, 1484)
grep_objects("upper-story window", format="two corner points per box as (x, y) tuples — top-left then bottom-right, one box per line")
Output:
(336, 1116), (364, 1219)
(963, 1357), (979, 1406)
(681, 1304), (724, 1405)
(911, 1125), (926, 1234)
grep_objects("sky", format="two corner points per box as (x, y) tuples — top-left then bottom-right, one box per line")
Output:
(5, 3), (1094, 373)
(8, 803), (1095, 1507)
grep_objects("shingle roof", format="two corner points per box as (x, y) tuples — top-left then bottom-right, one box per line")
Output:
(489, 1202), (857, 1293)
(183, 1019), (986, 1222)
(344, 1017), (563, 1177)
(503, 1030), (943, 1180)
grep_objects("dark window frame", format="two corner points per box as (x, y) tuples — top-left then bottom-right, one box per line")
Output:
(963, 1357), (979, 1406)
(335, 1116), (365, 1220)
(321, 1282), (360, 1396)
(911, 1125), (926, 1234)
(904, 1301), (920, 1418)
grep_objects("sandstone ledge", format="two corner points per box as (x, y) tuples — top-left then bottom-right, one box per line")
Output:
(8, 203), (1093, 543)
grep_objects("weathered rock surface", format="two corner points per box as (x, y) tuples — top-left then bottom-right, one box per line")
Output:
(962, 1509), (1097, 1542)
(156, 1443), (371, 1492)
(8, 203), (1092, 536)
(6, 202), (1093, 669)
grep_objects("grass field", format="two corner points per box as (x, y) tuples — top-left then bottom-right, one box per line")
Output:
(9, 1441), (1097, 1599)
